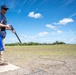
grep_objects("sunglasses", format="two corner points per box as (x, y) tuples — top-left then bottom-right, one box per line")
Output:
(3, 8), (8, 10)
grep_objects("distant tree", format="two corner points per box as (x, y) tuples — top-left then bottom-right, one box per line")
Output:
(59, 42), (65, 44)
(53, 41), (65, 45)
(27, 42), (39, 45)
(5, 41), (66, 46)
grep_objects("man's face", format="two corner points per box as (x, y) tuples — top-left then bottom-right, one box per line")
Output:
(2, 8), (7, 14)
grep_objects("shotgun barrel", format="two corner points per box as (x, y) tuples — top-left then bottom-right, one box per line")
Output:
(10, 25), (22, 43)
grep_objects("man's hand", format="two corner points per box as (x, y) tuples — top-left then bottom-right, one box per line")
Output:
(6, 25), (11, 30)
(8, 25), (16, 33)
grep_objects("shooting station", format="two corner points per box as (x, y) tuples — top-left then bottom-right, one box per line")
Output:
(0, 63), (20, 73)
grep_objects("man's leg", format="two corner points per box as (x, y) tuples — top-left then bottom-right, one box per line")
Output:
(0, 37), (8, 65)
(0, 51), (4, 64)
(0, 36), (4, 64)
(2, 38), (5, 50)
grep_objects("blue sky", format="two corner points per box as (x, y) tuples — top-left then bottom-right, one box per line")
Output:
(0, 0), (76, 44)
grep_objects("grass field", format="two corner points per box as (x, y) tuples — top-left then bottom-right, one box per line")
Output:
(4, 44), (76, 63)
(1, 44), (76, 75)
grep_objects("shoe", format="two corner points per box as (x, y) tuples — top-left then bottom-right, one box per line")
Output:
(0, 62), (8, 66)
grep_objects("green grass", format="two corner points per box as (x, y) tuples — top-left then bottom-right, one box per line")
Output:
(4, 44), (76, 63)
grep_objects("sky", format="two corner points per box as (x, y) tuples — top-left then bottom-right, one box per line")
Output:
(0, 0), (76, 44)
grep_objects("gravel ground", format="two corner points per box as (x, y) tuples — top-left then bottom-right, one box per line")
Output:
(0, 56), (76, 75)
(0, 45), (76, 75)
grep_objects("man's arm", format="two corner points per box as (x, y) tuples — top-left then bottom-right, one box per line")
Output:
(0, 23), (11, 29)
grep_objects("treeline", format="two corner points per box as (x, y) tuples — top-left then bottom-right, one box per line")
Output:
(5, 41), (66, 46)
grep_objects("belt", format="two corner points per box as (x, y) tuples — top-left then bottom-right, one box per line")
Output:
(0, 28), (5, 31)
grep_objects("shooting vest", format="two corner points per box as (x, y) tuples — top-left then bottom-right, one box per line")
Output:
(0, 12), (7, 31)
(0, 12), (7, 38)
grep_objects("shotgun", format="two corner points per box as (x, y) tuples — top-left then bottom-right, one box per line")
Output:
(10, 25), (22, 43)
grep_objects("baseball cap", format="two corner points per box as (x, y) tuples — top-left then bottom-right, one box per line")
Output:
(1, 5), (9, 10)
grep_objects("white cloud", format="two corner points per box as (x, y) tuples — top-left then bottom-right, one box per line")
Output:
(20, 35), (28, 38)
(28, 36), (37, 39)
(20, 34), (37, 39)
(62, 0), (74, 7)
(61, 36), (76, 44)
(46, 24), (63, 34)
(57, 30), (62, 34)
(0, 0), (16, 9)
(18, 10), (21, 14)
(21, 0), (27, 6)
(69, 13), (76, 18)
(69, 37), (76, 43)
(60, 0), (74, 9)
(54, 18), (74, 25)
(28, 12), (42, 18)
(38, 31), (48, 36)
(46, 24), (57, 30)
(8, 0), (16, 8)
(50, 30), (63, 35)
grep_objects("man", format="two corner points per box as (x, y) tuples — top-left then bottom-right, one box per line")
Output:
(0, 5), (11, 65)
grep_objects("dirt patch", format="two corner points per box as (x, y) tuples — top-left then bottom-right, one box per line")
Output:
(0, 56), (76, 75)
(0, 45), (76, 75)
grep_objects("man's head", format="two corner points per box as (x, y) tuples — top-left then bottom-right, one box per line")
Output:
(1, 5), (9, 14)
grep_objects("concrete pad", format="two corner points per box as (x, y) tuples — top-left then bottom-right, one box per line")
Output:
(0, 63), (20, 73)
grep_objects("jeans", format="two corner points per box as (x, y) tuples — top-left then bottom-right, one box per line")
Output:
(0, 38), (5, 63)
